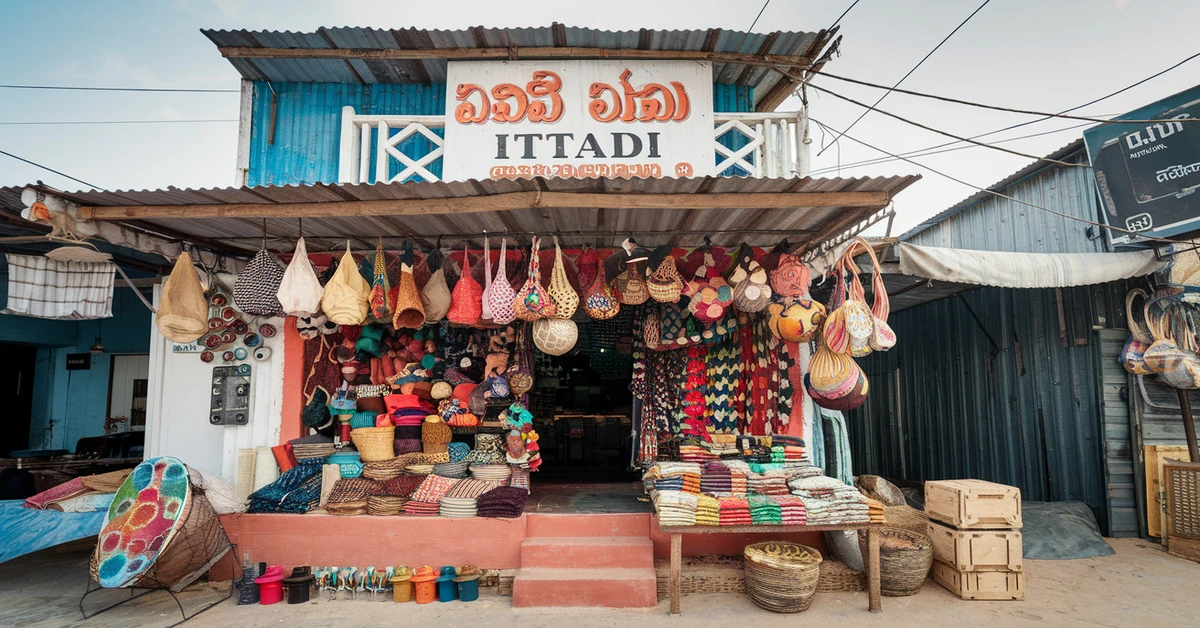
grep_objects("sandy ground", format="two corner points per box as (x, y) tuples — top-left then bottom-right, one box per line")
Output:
(2, 537), (1197, 627)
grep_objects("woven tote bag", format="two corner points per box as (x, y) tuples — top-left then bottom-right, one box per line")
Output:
(547, 237), (579, 319)
(368, 241), (391, 322)
(234, 246), (285, 317)
(277, 237), (324, 317)
(648, 255), (684, 303)
(489, 238), (517, 325)
(481, 235), (494, 323)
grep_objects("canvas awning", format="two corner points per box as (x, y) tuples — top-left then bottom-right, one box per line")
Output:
(898, 242), (1165, 289)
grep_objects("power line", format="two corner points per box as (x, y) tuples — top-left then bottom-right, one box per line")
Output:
(747, 0), (771, 32)
(0, 149), (104, 190)
(808, 118), (1184, 244)
(828, 0), (862, 30)
(0, 119), (241, 126)
(804, 50), (1200, 174)
(0, 84), (237, 93)
(808, 120), (1095, 176)
(817, 0), (992, 157)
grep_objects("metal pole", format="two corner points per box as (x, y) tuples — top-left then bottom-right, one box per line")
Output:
(1176, 389), (1200, 463)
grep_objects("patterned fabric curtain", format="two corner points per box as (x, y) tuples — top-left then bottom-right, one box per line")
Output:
(3, 253), (115, 320)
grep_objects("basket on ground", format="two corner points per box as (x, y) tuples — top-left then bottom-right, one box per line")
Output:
(743, 542), (821, 613)
(858, 526), (932, 596)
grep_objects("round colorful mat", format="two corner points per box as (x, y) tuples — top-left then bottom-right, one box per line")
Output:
(95, 457), (191, 588)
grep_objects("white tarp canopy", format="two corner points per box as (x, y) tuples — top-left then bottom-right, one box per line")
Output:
(898, 242), (1165, 289)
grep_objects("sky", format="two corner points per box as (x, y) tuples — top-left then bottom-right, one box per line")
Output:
(1, 0), (1198, 234)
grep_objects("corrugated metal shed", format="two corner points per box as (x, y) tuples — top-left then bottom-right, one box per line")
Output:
(202, 25), (833, 110)
(1, 174), (919, 255)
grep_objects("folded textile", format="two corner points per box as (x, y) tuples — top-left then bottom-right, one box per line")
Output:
(411, 474), (461, 503)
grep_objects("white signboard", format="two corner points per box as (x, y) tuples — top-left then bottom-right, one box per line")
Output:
(443, 60), (714, 182)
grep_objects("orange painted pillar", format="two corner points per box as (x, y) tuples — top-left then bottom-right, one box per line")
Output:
(279, 317), (304, 445)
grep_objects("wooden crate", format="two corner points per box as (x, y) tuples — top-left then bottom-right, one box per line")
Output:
(931, 561), (1024, 601)
(925, 479), (1022, 529)
(1147, 445), (1191, 540)
(928, 520), (1022, 571)
(1165, 460), (1200, 564)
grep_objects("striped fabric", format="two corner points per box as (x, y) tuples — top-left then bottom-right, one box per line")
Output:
(3, 254), (114, 320)
(443, 479), (500, 499)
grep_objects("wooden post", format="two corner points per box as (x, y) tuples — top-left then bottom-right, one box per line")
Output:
(670, 533), (682, 615)
(1177, 389), (1200, 463)
(867, 526), (882, 612)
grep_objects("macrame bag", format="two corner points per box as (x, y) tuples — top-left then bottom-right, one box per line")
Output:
(447, 247), (483, 326)
(547, 237), (579, 318)
(157, 250), (209, 343)
(513, 237), (556, 321)
(233, 246), (285, 317)
(489, 238), (517, 325)
(582, 264), (620, 320)
(647, 255), (684, 303)
(277, 237), (324, 317)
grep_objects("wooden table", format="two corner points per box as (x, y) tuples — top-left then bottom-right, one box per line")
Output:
(658, 523), (882, 614)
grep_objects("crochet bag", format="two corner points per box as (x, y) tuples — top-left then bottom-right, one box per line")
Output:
(547, 237), (579, 319)
(234, 246), (285, 317)
(157, 250), (209, 343)
(447, 247), (483, 326)
(648, 254), (684, 303)
(421, 248), (452, 324)
(368, 241), (390, 322)
(582, 263), (620, 320)
(321, 243), (370, 326)
(392, 241), (426, 329)
(277, 237), (324, 317)
(489, 238), (517, 325)
(513, 237), (556, 321)
(533, 318), (578, 356)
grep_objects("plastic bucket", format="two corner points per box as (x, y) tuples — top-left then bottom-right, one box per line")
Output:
(414, 581), (437, 604)
(457, 579), (479, 602)
(392, 580), (413, 603)
(437, 579), (458, 602)
(257, 580), (283, 605)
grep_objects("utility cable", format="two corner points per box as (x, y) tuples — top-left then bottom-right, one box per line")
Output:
(0, 149), (103, 190)
(0, 119), (237, 126)
(828, 0), (862, 30)
(0, 84), (237, 93)
(817, 0), (992, 156)
(807, 118), (1187, 244)
(747, 0), (771, 32)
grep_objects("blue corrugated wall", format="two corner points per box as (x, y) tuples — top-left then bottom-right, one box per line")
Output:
(248, 82), (757, 187)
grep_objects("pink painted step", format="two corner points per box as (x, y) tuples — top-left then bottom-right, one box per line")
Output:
(512, 567), (658, 608)
(524, 513), (651, 537)
(521, 536), (655, 569)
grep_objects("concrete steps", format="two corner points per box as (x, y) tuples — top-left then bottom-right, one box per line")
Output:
(520, 536), (655, 569)
(511, 567), (659, 608)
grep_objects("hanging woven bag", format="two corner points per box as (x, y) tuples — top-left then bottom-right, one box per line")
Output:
(616, 265), (650, 305)
(367, 240), (391, 322)
(421, 248), (452, 323)
(489, 238), (517, 325)
(233, 245), (285, 317)
(732, 259), (772, 313)
(582, 263), (621, 320)
(1121, 289), (1153, 374)
(547, 237), (579, 318)
(769, 252), (810, 298)
(447, 246), (483, 326)
(392, 241), (426, 330)
(322, 242), (371, 325)
(481, 235), (494, 324)
(849, 237), (896, 352)
(533, 318), (579, 356)
(157, 250), (210, 343)
(647, 254), (684, 303)
(1143, 298), (1186, 373)
(513, 236), (556, 321)
(576, 246), (599, 292)
(277, 236), (324, 317)
(767, 296), (826, 343)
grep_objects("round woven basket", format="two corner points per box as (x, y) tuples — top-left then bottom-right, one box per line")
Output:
(349, 427), (397, 462)
(743, 542), (821, 613)
(857, 527), (933, 597)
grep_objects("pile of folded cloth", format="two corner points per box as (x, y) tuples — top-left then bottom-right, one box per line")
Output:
(439, 479), (502, 518)
(325, 478), (381, 516)
(404, 474), (460, 516)
(700, 462), (733, 495)
(769, 435), (807, 462)
(23, 468), (132, 512)
(789, 475), (870, 524)
(717, 496), (751, 525)
(387, 393), (435, 428)
(366, 474), (422, 515)
(678, 441), (717, 463)
(706, 436), (740, 458)
(695, 493), (720, 526)
(476, 486), (528, 518)
(868, 498), (885, 524)
(643, 462), (702, 494)
(748, 494), (783, 525)
(652, 490), (698, 526)
(745, 472), (791, 495)
(775, 495), (808, 525)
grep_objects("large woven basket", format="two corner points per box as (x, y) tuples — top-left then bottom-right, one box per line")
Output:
(350, 427), (396, 462)
(858, 527), (932, 596)
(743, 542), (821, 613)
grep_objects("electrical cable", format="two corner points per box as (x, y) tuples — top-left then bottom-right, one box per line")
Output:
(747, 0), (771, 32)
(828, 0), (861, 30)
(0, 149), (103, 190)
(0, 119), (237, 126)
(817, 0), (992, 156)
(0, 84), (237, 93)
(807, 117), (1188, 244)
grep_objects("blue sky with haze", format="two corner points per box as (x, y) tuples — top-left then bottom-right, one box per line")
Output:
(1, 0), (1197, 232)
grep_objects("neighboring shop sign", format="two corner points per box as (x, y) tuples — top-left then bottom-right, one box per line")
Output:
(66, 353), (91, 370)
(1084, 84), (1200, 245)
(443, 60), (714, 182)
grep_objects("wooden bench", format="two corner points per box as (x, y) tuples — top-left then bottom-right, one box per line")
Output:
(658, 523), (882, 614)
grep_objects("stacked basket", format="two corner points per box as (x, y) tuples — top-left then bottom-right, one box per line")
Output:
(743, 542), (822, 613)
(857, 527), (933, 596)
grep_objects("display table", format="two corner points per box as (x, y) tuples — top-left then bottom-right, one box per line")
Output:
(657, 523), (882, 614)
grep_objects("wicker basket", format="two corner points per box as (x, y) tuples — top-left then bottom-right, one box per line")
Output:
(817, 559), (866, 592)
(883, 504), (929, 536)
(858, 527), (933, 597)
(743, 542), (822, 613)
(350, 427), (396, 462)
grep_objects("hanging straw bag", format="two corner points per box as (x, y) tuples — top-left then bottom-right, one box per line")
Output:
(157, 250), (210, 343)
(481, 235), (494, 323)
(616, 265), (650, 305)
(533, 318), (579, 356)
(513, 237), (556, 321)
(392, 241), (426, 329)
(547, 237), (579, 318)
(421, 248), (452, 324)
(852, 237), (896, 352)
(489, 238), (517, 325)
(447, 247), (483, 326)
(583, 264), (620, 320)
(234, 246), (285, 317)
(732, 260), (773, 313)
(648, 255), (684, 303)
(367, 241), (391, 322)
(277, 237), (324, 317)
(322, 243), (370, 326)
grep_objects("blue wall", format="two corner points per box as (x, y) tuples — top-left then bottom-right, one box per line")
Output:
(248, 82), (757, 187)
(0, 275), (152, 451)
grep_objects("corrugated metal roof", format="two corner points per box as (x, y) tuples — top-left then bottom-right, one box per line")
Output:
(1, 174), (919, 255)
(201, 25), (834, 109)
